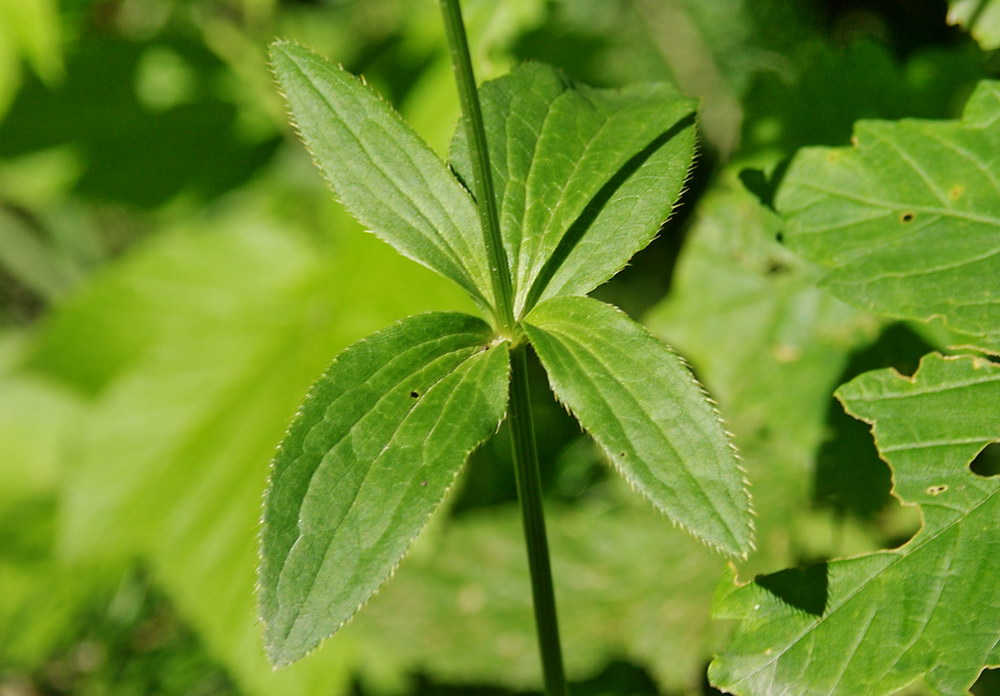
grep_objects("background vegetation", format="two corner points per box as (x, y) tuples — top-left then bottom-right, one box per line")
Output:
(0, 0), (997, 694)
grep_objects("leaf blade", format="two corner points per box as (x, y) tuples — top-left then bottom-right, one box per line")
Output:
(710, 353), (1000, 696)
(522, 295), (753, 557)
(776, 80), (1000, 353)
(270, 41), (493, 308)
(450, 64), (697, 315)
(259, 312), (510, 666)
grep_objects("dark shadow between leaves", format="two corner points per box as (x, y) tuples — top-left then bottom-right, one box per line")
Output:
(812, 323), (935, 520)
(737, 159), (790, 211)
(522, 112), (697, 311)
(755, 563), (830, 618)
(970, 442), (1000, 478)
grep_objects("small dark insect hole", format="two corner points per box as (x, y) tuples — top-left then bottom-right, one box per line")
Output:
(766, 259), (790, 276)
(926, 484), (948, 496)
(619, 452), (627, 457)
(899, 211), (915, 224)
(775, 231), (785, 243)
(410, 391), (420, 398)
(970, 442), (1000, 477)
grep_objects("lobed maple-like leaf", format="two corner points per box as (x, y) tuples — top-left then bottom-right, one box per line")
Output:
(710, 353), (1000, 696)
(776, 80), (1000, 354)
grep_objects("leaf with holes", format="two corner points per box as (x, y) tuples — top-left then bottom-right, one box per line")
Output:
(449, 62), (697, 316)
(522, 295), (753, 557)
(710, 353), (1000, 696)
(259, 312), (509, 666)
(775, 80), (1000, 353)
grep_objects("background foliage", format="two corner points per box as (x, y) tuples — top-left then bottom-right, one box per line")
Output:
(0, 1), (997, 695)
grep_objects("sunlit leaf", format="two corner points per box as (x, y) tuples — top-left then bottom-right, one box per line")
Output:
(522, 295), (753, 557)
(261, 312), (510, 666)
(270, 41), (494, 308)
(449, 62), (696, 315)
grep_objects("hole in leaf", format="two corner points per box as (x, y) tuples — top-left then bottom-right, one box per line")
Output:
(775, 231), (785, 243)
(970, 442), (1000, 477)
(410, 390), (420, 398)
(925, 484), (948, 495)
(899, 211), (915, 223)
(755, 563), (829, 617)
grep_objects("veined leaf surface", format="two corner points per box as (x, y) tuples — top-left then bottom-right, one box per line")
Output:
(260, 312), (510, 666)
(450, 63), (696, 316)
(776, 80), (1000, 353)
(270, 41), (493, 308)
(710, 353), (1000, 696)
(522, 295), (753, 557)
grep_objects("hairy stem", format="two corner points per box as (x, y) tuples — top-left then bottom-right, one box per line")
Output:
(439, 0), (515, 334)
(507, 346), (569, 696)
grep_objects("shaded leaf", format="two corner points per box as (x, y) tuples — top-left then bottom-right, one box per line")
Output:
(449, 63), (696, 315)
(776, 80), (1000, 353)
(522, 295), (753, 557)
(260, 312), (510, 666)
(270, 41), (493, 308)
(710, 353), (1000, 695)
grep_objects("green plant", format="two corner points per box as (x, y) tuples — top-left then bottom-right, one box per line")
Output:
(258, 0), (752, 691)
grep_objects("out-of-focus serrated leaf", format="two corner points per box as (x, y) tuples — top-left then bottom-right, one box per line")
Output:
(710, 353), (1000, 695)
(948, 0), (1000, 50)
(776, 80), (1000, 353)
(31, 187), (467, 695)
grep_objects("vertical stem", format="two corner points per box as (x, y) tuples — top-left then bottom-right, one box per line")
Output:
(508, 345), (568, 696)
(439, 3), (567, 693)
(439, 0), (516, 333)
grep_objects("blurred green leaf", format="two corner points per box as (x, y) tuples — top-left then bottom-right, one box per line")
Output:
(351, 487), (743, 694)
(523, 295), (753, 557)
(0, 37), (278, 208)
(0, 0), (62, 118)
(31, 185), (468, 694)
(710, 353), (1000, 695)
(948, 0), (1000, 49)
(270, 41), (493, 310)
(261, 313), (510, 666)
(776, 80), (1000, 354)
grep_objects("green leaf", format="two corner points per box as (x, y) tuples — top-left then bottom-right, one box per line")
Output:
(775, 80), (1000, 353)
(260, 312), (510, 666)
(269, 41), (494, 308)
(710, 353), (1000, 696)
(449, 63), (696, 316)
(522, 295), (753, 557)
(948, 0), (1000, 50)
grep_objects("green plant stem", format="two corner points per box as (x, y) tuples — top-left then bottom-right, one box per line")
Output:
(438, 0), (515, 334)
(508, 345), (568, 696)
(439, 4), (567, 693)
